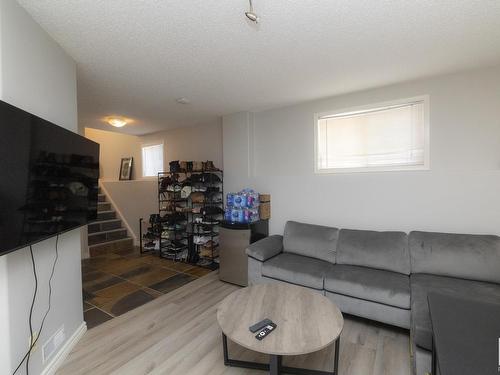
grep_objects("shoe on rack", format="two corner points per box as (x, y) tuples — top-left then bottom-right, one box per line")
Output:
(193, 236), (210, 245)
(190, 192), (205, 203)
(144, 241), (156, 249)
(181, 186), (192, 198)
(200, 247), (219, 258)
(143, 232), (157, 240)
(203, 161), (217, 171)
(169, 160), (181, 172)
(201, 218), (219, 225)
(201, 206), (224, 216)
(192, 184), (207, 192)
(201, 173), (221, 183)
(197, 258), (212, 267)
(193, 161), (203, 171)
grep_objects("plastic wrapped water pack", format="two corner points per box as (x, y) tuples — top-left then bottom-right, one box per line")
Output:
(225, 189), (260, 223)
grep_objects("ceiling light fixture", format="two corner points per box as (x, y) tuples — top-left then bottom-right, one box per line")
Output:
(245, 0), (259, 23)
(106, 117), (127, 127)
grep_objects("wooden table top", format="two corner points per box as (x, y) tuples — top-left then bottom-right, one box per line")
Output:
(217, 283), (343, 356)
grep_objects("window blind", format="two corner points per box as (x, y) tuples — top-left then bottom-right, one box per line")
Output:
(317, 101), (426, 171)
(142, 144), (164, 177)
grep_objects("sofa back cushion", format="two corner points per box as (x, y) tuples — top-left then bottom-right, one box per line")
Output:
(283, 221), (338, 263)
(409, 231), (500, 283)
(337, 229), (410, 275)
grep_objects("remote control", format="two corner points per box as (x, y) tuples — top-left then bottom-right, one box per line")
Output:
(249, 319), (273, 333)
(255, 323), (277, 340)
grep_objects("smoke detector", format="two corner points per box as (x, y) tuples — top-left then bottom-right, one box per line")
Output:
(245, 0), (259, 23)
(176, 97), (190, 105)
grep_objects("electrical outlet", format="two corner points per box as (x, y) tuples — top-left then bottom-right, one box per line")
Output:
(28, 331), (39, 352)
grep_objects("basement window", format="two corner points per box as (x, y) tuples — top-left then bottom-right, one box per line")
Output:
(142, 143), (164, 177)
(315, 97), (429, 173)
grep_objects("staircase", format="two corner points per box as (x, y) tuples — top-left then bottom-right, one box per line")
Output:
(87, 189), (134, 257)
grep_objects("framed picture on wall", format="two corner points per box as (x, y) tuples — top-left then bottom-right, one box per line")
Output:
(119, 157), (133, 180)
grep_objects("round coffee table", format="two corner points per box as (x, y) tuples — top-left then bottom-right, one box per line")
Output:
(217, 283), (344, 375)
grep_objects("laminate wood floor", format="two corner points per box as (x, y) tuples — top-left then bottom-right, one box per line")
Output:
(59, 272), (411, 375)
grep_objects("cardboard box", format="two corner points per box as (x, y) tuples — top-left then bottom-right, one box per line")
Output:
(259, 194), (271, 202)
(260, 202), (271, 220)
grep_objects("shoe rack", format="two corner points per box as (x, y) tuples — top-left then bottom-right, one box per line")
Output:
(139, 164), (223, 269)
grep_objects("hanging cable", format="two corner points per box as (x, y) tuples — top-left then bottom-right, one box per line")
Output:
(12, 235), (59, 375)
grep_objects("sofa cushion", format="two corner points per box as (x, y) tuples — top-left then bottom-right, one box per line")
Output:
(283, 221), (338, 263)
(336, 229), (410, 275)
(410, 273), (500, 350)
(409, 231), (500, 284)
(262, 253), (332, 290)
(246, 235), (283, 261)
(324, 264), (410, 309)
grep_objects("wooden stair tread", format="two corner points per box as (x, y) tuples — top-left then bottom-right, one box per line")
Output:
(89, 237), (133, 248)
(88, 228), (127, 237)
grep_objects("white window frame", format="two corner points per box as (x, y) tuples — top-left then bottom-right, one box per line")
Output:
(141, 142), (164, 179)
(313, 95), (430, 174)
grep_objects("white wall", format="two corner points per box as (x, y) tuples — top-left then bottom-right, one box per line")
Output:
(85, 120), (223, 181)
(85, 128), (142, 180)
(85, 121), (223, 242)
(101, 180), (158, 242)
(223, 65), (500, 235)
(0, 0), (84, 374)
(141, 119), (224, 172)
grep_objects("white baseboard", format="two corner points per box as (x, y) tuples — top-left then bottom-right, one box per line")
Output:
(40, 322), (87, 375)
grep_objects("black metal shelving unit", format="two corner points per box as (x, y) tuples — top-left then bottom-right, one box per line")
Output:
(151, 167), (224, 268)
(138, 165), (224, 268)
(139, 216), (161, 254)
(158, 171), (190, 261)
(188, 169), (224, 269)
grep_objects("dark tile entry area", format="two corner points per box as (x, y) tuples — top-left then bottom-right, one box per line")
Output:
(82, 247), (213, 329)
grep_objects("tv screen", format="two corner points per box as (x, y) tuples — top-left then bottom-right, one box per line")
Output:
(0, 100), (99, 256)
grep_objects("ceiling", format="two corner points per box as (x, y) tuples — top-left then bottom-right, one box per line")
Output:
(17, 0), (500, 135)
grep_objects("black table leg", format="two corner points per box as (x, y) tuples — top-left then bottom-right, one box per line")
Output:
(222, 332), (229, 366)
(431, 335), (436, 375)
(222, 332), (340, 375)
(333, 336), (340, 375)
(270, 355), (282, 375)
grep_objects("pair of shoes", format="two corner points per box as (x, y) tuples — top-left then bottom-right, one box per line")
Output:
(202, 218), (219, 225)
(169, 161), (181, 173)
(203, 161), (217, 171)
(197, 258), (212, 267)
(194, 236), (219, 245)
(201, 206), (224, 216)
(165, 184), (182, 192)
(190, 192), (205, 203)
(200, 246), (219, 258)
(192, 185), (207, 192)
(143, 232), (157, 240)
(144, 241), (157, 250)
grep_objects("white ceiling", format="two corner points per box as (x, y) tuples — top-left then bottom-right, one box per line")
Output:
(17, 0), (500, 135)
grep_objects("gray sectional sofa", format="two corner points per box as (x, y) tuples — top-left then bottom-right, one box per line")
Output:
(246, 221), (500, 375)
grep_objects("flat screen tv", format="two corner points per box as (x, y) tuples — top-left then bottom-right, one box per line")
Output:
(0, 100), (99, 256)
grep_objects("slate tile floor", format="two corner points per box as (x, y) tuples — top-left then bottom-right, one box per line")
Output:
(82, 247), (213, 329)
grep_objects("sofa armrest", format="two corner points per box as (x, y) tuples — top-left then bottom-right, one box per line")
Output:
(246, 235), (283, 261)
